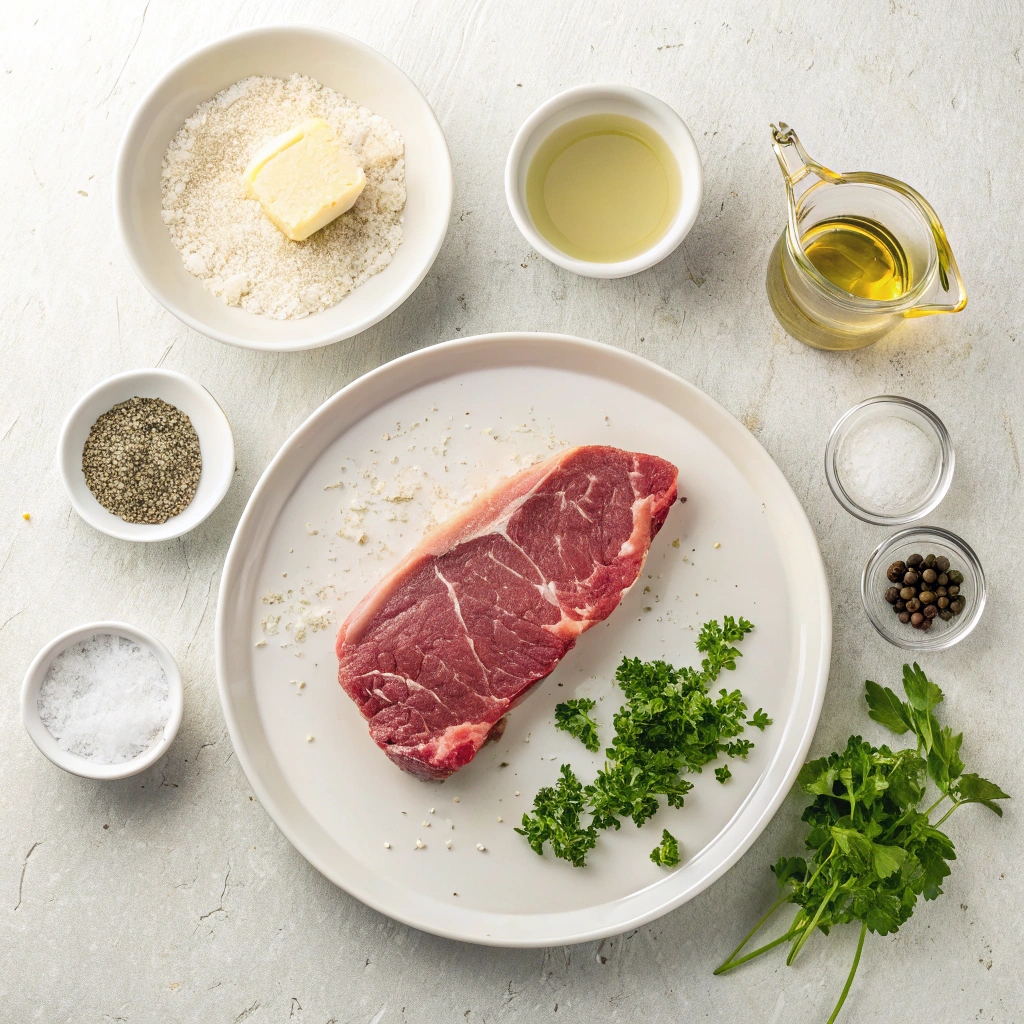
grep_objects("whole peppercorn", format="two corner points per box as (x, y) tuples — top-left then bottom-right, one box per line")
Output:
(919, 591), (936, 605)
(934, 555), (950, 574)
(937, 597), (949, 609)
(887, 561), (907, 583)
(903, 571), (920, 586)
(948, 569), (964, 585)
(900, 586), (916, 601)
(937, 573), (949, 587)
(907, 553), (924, 568)
(924, 605), (938, 619)
(885, 587), (900, 604)
(950, 599), (963, 615)
(924, 554), (936, 568)
(921, 618), (933, 631)
(939, 609), (952, 621)
(906, 598), (921, 613)
(898, 611), (911, 624)
(947, 584), (960, 597)
(895, 599), (907, 611)
(921, 568), (938, 585)
(935, 586), (947, 598)
(910, 612), (924, 626)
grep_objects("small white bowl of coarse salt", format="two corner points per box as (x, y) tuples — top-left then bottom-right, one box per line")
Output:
(21, 622), (183, 780)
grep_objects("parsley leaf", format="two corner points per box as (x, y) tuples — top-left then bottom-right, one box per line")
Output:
(864, 679), (913, 734)
(554, 698), (601, 752)
(650, 829), (681, 867)
(715, 765), (732, 784)
(951, 773), (1010, 816)
(747, 708), (772, 731)
(715, 663), (1010, 1024)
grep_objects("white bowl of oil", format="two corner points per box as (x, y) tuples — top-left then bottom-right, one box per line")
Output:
(505, 85), (703, 279)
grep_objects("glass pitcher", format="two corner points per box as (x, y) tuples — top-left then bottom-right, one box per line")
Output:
(765, 123), (966, 351)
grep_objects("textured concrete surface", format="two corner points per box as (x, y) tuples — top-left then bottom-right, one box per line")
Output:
(2, 0), (1022, 1021)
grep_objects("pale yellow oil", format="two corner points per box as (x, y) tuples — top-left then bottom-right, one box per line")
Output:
(525, 114), (681, 263)
(800, 216), (911, 301)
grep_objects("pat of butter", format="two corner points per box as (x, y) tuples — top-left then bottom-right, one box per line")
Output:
(244, 118), (366, 241)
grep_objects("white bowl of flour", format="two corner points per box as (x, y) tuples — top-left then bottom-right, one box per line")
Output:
(115, 26), (452, 351)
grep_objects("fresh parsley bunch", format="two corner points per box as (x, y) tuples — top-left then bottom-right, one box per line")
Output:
(715, 664), (1009, 1024)
(516, 616), (769, 867)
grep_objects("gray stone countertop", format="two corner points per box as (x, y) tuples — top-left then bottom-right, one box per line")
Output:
(1, 0), (1021, 1020)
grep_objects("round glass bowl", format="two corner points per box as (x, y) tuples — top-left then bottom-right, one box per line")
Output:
(825, 396), (953, 525)
(862, 527), (985, 650)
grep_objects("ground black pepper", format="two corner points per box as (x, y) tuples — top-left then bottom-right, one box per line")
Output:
(82, 396), (202, 524)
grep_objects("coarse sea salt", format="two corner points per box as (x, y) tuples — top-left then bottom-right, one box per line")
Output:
(838, 416), (937, 513)
(37, 634), (171, 764)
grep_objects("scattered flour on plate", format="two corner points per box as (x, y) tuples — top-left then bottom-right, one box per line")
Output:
(37, 633), (171, 764)
(160, 73), (406, 319)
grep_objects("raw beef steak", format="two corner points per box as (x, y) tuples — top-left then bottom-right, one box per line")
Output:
(336, 445), (679, 779)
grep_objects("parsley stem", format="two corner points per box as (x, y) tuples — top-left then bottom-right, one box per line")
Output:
(934, 801), (963, 829)
(801, 845), (835, 894)
(924, 793), (949, 817)
(826, 920), (867, 1024)
(712, 893), (791, 975)
(713, 918), (803, 974)
(786, 877), (839, 966)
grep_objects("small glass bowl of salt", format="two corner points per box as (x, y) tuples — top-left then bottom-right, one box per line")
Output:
(825, 396), (953, 525)
(21, 622), (183, 780)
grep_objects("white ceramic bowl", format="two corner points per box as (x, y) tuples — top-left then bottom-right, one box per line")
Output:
(114, 26), (453, 351)
(504, 85), (703, 279)
(57, 368), (234, 542)
(22, 621), (184, 781)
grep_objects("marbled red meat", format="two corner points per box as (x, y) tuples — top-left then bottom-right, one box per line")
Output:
(336, 445), (679, 779)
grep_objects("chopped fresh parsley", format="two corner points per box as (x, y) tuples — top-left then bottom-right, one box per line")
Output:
(715, 663), (1009, 1023)
(515, 765), (596, 868)
(554, 698), (601, 752)
(650, 829), (681, 867)
(715, 764), (732, 784)
(516, 616), (763, 865)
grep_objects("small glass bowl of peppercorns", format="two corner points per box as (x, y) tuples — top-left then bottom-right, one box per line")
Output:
(861, 527), (985, 650)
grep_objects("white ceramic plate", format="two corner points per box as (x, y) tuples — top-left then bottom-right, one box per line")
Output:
(216, 333), (831, 946)
(115, 26), (452, 351)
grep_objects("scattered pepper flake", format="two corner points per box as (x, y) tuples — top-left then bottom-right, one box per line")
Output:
(22, 512), (31, 521)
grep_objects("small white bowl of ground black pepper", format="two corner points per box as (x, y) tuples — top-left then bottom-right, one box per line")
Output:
(58, 368), (234, 541)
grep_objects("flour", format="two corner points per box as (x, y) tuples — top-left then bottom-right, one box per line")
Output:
(160, 74), (406, 319)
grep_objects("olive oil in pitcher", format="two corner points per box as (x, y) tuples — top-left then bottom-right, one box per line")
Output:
(765, 123), (966, 351)
(800, 216), (910, 302)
